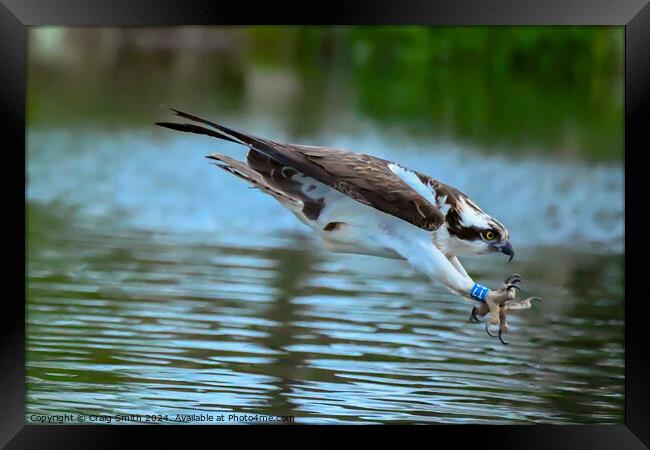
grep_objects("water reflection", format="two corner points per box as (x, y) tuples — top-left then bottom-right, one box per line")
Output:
(27, 201), (623, 424)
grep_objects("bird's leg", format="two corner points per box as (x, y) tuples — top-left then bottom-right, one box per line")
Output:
(480, 276), (519, 336)
(446, 256), (489, 324)
(452, 266), (541, 344)
(495, 296), (543, 345)
(468, 275), (515, 328)
(447, 255), (472, 281)
(377, 234), (541, 344)
(381, 236), (476, 300)
(447, 257), (488, 323)
(447, 259), (542, 340)
(479, 274), (542, 344)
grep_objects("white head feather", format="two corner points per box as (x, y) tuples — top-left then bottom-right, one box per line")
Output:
(457, 196), (491, 229)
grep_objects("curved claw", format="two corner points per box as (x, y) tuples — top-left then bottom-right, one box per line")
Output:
(485, 322), (499, 338)
(469, 306), (481, 323)
(504, 273), (523, 285)
(505, 284), (521, 292)
(498, 328), (509, 345)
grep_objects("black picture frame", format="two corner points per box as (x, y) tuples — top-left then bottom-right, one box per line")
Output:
(3, 0), (648, 447)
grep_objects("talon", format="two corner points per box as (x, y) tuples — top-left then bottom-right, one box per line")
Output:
(496, 305), (510, 344)
(505, 284), (521, 292)
(498, 328), (509, 345)
(485, 322), (499, 338)
(469, 306), (480, 323)
(504, 274), (523, 285)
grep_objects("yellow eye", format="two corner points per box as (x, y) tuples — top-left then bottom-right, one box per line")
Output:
(485, 231), (495, 240)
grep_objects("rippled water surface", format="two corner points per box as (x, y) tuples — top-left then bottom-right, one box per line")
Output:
(27, 129), (624, 424)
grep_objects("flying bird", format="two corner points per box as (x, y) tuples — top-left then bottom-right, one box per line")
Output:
(156, 109), (541, 344)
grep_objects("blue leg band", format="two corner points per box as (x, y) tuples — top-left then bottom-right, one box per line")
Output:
(471, 283), (490, 301)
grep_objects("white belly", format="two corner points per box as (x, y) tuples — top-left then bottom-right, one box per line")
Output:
(293, 188), (430, 259)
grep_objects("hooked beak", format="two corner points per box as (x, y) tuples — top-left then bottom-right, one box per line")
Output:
(492, 240), (515, 262)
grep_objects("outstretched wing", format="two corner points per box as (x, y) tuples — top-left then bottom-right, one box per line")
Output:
(156, 109), (446, 231)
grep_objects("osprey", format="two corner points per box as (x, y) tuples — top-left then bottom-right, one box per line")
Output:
(157, 109), (541, 345)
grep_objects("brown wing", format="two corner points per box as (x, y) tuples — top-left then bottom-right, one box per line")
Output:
(287, 145), (445, 231)
(156, 109), (445, 231)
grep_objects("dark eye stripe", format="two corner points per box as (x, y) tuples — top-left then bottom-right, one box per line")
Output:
(446, 210), (508, 241)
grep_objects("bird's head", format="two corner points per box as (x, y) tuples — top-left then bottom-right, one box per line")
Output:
(441, 196), (514, 261)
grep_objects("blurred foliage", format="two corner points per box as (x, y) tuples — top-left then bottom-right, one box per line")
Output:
(28, 26), (623, 161)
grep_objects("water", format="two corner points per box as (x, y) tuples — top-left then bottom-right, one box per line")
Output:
(26, 127), (624, 424)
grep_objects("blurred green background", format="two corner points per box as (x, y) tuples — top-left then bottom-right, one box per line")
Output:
(28, 26), (623, 160)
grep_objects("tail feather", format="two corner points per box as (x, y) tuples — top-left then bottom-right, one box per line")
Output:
(157, 108), (267, 149)
(206, 153), (298, 205)
(155, 121), (241, 144)
(156, 107), (301, 170)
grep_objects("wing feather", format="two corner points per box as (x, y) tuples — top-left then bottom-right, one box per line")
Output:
(156, 109), (446, 231)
